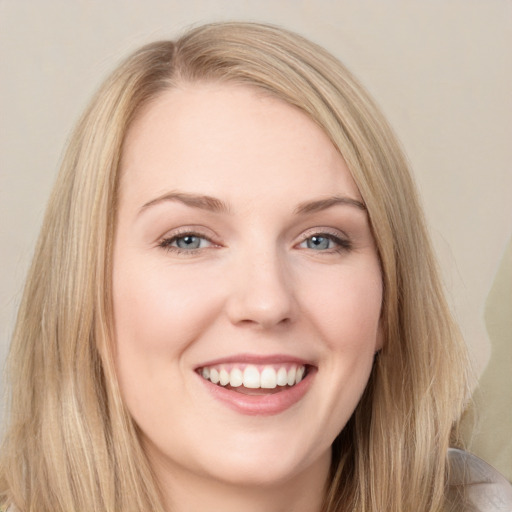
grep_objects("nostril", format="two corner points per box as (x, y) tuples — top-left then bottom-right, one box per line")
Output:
(235, 315), (292, 329)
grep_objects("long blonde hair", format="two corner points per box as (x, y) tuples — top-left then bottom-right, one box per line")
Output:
(0, 22), (471, 512)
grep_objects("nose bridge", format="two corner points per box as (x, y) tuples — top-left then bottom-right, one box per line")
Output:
(226, 242), (296, 328)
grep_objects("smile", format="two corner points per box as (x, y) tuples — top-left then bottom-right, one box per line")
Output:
(198, 363), (307, 390)
(195, 357), (315, 415)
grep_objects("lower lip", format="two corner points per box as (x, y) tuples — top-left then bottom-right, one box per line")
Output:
(198, 370), (315, 416)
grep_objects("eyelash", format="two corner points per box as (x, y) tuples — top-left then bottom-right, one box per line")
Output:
(297, 230), (352, 253)
(158, 230), (216, 255)
(157, 229), (352, 255)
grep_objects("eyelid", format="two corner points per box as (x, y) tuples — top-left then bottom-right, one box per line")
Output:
(296, 227), (349, 243)
(157, 226), (222, 254)
(156, 225), (218, 243)
(295, 227), (352, 251)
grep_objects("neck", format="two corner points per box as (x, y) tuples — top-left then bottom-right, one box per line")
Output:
(153, 451), (331, 512)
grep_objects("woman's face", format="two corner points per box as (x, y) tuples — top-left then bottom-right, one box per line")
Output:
(113, 83), (383, 489)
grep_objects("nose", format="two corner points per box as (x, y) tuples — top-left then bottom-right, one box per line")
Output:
(225, 247), (297, 329)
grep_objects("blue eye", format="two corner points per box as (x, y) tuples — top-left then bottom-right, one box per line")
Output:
(174, 235), (205, 249)
(298, 233), (350, 252)
(159, 233), (213, 252)
(304, 235), (332, 250)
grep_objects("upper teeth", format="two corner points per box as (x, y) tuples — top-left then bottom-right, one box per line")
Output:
(200, 364), (306, 389)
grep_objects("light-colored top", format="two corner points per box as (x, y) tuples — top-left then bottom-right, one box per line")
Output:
(447, 448), (512, 511)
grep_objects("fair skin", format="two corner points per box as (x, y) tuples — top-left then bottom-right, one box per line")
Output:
(113, 82), (383, 512)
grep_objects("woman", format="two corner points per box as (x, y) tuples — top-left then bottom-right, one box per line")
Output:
(1, 22), (510, 512)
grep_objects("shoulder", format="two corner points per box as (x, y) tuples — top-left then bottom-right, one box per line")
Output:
(447, 448), (512, 511)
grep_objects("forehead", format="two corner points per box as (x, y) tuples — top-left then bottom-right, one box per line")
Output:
(120, 83), (360, 207)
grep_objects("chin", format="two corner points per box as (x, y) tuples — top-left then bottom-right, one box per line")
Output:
(192, 433), (331, 489)
(201, 453), (317, 488)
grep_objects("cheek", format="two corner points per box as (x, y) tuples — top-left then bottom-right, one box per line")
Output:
(113, 267), (211, 339)
(111, 256), (227, 424)
(288, 262), (382, 447)
(300, 263), (383, 352)
(112, 259), (223, 356)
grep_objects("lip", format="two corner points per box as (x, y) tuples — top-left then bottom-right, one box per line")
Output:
(196, 353), (313, 368)
(195, 353), (316, 416)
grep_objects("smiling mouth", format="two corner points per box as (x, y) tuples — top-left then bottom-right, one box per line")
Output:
(197, 363), (308, 394)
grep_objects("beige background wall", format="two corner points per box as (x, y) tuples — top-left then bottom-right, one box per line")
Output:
(1, 0), (511, 479)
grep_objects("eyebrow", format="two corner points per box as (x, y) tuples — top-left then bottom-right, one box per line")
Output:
(139, 191), (365, 216)
(294, 196), (366, 214)
(140, 192), (231, 214)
